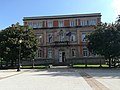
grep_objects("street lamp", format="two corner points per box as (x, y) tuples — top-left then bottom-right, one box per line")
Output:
(17, 40), (22, 72)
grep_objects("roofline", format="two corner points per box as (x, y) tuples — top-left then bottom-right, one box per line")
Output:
(23, 13), (101, 21)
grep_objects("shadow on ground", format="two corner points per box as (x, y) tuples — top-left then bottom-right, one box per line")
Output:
(30, 68), (120, 79)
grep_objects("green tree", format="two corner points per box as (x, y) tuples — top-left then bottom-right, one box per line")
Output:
(86, 23), (120, 68)
(0, 23), (38, 67)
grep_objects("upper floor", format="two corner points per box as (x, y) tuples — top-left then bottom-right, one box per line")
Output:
(23, 13), (101, 29)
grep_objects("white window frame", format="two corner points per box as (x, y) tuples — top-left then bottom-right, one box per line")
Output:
(48, 49), (52, 58)
(38, 21), (42, 28)
(33, 22), (37, 28)
(58, 20), (64, 27)
(38, 49), (42, 58)
(28, 22), (32, 28)
(72, 48), (76, 57)
(48, 33), (52, 43)
(88, 19), (96, 25)
(81, 33), (86, 42)
(71, 33), (76, 41)
(38, 35), (42, 44)
(59, 33), (64, 41)
(83, 48), (88, 57)
(70, 20), (76, 27)
(47, 21), (53, 27)
(80, 20), (88, 26)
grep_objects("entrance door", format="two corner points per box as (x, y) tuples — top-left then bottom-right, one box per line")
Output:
(59, 51), (65, 62)
(59, 51), (62, 62)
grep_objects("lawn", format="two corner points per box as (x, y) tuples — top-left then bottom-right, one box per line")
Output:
(73, 64), (109, 68)
(21, 66), (46, 69)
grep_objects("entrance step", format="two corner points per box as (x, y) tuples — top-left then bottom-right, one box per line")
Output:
(50, 66), (69, 69)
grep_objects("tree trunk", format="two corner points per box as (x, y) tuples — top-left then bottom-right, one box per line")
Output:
(109, 57), (111, 68)
(85, 59), (87, 68)
(100, 59), (102, 67)
(11, 60), (14, 67)
(6, 60), (8, 68)
(0, 59), (2, 67)
(114, 59), (116, 68)
(32, 59), (34, 68)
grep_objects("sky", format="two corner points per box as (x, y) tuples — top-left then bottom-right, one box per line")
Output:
(0, 0), (120, 30)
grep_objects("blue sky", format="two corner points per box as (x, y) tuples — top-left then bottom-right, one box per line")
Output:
(0, 0), (120, 30)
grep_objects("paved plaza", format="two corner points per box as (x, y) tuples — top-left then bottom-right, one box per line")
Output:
(0, 68), (120, 90)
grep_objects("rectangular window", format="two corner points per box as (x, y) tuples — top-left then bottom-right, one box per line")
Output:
(83, 48), (88, 57)
(72, 49), (76, 57)
(38, 21), (42, 28)
(48, 21), (53, 27)
(48, 49), (52, 58)
(48, 34), (52, 43)
(38, 49), (42, 58)
(58, 20), (64, 27)
(71, 33), (76, 41)
(88, 19), (96, 25)
(37, 35), (42, 44)
(59, 33), (64, 41)
(80, 20), (88, 26)
(28, 22), (32, 28)
(70, 20), (76, 27)
(33, 22), (37, 28)
(81, 33), (86, 42)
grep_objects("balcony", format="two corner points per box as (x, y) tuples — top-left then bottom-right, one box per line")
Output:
(52, 41), (70, 47)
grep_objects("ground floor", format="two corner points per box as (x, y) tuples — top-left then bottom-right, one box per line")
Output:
(35, 46), (100, 64)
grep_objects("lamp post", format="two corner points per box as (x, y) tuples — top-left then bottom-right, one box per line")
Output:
(17, 40), (22, 72)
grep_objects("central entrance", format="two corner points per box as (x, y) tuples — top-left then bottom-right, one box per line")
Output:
(59, 51), (65, 63)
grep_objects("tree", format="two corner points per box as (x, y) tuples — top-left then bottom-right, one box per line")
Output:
(0, 23), (38, 67)
(86, 23), (120, 68)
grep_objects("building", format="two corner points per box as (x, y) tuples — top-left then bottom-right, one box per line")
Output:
(23, 13), (103, 65)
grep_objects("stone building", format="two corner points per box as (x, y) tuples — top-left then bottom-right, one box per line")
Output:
(23, 13), (103, 65)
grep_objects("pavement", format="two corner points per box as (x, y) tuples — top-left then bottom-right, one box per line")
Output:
(0, 68), (120, 90)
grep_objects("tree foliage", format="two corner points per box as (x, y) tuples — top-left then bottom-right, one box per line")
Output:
(86, 23), (120, 67)
(0, 23), (38, 67)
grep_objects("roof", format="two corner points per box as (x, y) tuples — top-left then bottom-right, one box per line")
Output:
(23, 13), (101, 21)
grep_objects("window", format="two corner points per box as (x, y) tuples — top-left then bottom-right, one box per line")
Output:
(48, 49), (52, 58)
(48, 34), (52, 43)
(81, 33), (86, 42)
(80, 20), (88, 26)
(60, 33), (64, 41)
(33, 22), (37, 28)
(59, 20), (64, 27)
(83, 48), (88, 57)
(38, 35), (42, 44)
(70, 20), (76, 27)
(71, 33), (76, 41)
(88, 19), (96, 25)
(72, 49), (76, 57)
(28, 22), (32, 28)
(38, 21), (42, 28)
(38, 49), (42, 58)
(48, 21), (53, 27)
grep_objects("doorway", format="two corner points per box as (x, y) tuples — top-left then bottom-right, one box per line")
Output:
(59, 51), (65, 63)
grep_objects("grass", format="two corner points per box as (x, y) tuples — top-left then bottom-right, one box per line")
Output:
(21, 66), (46, 69)
(73, 64), (109, 68)
(21, 64), (109, 69)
